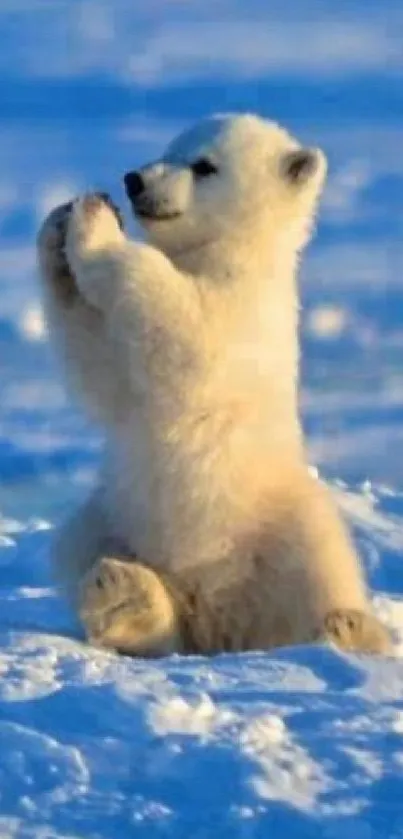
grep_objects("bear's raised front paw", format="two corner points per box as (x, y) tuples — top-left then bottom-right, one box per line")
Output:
(66, 192), (125, 253)
(319, 608), (392, 655)
(79, 557), (179, 657)
(62, 193), (126, 276)
(73, 192), (123, 227)
(38, 201), (73, 250)
(93, 192), (125, 231)
(37, 202), (77, 303)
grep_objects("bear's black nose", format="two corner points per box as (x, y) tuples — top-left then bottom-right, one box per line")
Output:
(124, 171), (145, 200)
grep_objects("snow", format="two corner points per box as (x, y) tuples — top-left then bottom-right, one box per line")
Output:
(1, 0), (403, 835)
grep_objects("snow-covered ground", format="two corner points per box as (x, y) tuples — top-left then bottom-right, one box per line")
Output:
(1, 1), (403, 836)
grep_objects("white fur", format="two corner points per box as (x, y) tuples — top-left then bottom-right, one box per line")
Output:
(37, 114), (389, 655)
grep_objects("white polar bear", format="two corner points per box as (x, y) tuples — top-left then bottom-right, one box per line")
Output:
(37, 113), (391, 657)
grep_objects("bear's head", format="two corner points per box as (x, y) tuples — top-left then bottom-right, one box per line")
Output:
(124, 113), (327, 260)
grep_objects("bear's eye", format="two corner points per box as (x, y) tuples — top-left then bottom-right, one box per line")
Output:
(191, 158), (218, 178)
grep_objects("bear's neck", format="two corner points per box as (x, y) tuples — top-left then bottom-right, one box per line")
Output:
(171, 227), (302, 434)
(171, 229), (299, 293)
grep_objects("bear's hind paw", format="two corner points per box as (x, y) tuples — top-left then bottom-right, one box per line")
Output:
(318, 608), (392, 655)
(79, 557), (179, 657)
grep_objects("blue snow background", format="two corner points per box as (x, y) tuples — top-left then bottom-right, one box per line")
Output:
(1, 1), (403, 836)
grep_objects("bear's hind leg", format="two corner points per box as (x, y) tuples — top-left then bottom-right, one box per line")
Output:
(318, 608), (392, 655)
(79, 557), (180, 656)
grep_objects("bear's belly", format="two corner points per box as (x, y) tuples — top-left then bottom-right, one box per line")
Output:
(102, 407), (302, 574)
(102, 422), (156, 561)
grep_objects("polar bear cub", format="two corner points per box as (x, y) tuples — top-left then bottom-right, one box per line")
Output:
(37, 113), (391, 656)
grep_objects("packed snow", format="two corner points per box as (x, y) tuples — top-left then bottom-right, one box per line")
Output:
(1, 0), (403, 836)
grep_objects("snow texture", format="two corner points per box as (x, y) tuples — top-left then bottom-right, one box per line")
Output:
(1, 0), (403, 836)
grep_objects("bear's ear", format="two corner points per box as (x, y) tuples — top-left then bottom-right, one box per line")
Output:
(280, 148), (322, 186)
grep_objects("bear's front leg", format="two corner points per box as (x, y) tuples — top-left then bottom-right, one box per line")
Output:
(64, 193), (202, 348)
(79, 557), (181, 656)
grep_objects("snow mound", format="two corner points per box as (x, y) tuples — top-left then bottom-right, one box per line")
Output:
(0, 487), (402, 838)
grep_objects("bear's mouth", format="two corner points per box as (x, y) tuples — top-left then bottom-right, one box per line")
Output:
(134, 207), (182, 222)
